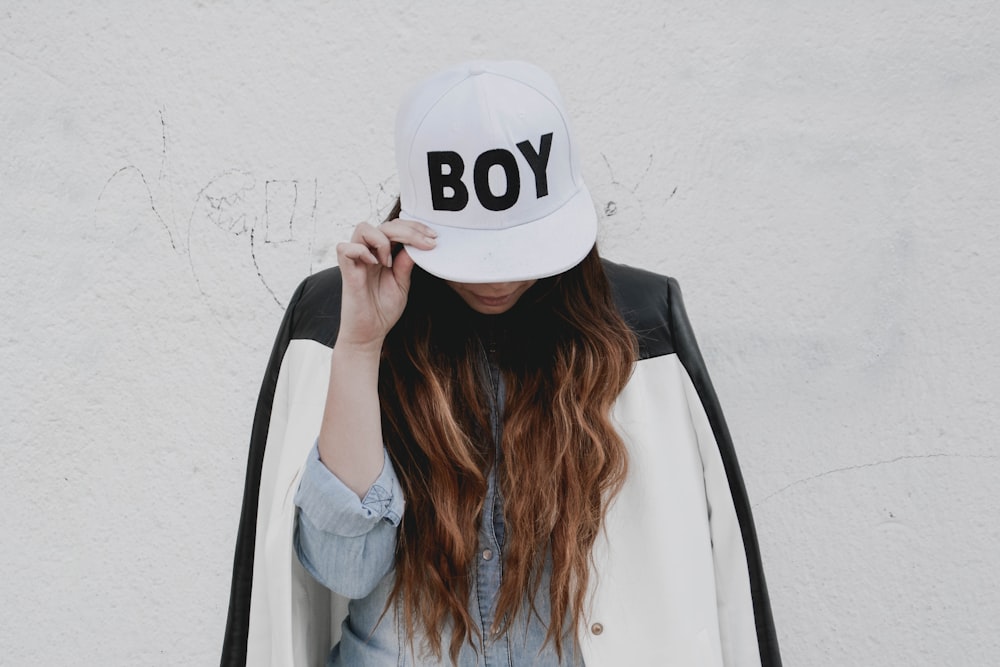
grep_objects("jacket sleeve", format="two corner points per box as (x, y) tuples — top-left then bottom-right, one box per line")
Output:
(221, 279), (307, 667)
(221, 268), (351, 667)
(667, 278), (782, 667)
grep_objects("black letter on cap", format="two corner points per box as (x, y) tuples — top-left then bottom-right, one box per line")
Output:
(427, 152), (469, 211)
(473, 149), (520, 211)
(516, 132), (553, 198)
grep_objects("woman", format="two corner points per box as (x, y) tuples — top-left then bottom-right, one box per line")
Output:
(222, 61), (781, 666)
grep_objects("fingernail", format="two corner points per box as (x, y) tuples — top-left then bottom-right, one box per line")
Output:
(424, 236), (437, 245)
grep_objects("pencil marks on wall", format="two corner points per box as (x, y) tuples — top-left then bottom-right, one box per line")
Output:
(254, 179), (318, 306)
(94, 110), (405, 346)
(157, 107), (170, 184)
(192, 170), (256, 235)
(593, 152), (665, 257)
(97, 165), (177, 250)
(183, 170), (327, 340)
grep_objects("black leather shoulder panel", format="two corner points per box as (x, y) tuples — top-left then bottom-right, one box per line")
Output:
(602, 259), (676, 360)
(287, 266), (344, 347)
(287, 261), (679, 362)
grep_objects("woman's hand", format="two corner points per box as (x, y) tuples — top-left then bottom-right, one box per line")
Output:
(336, 219), (437, 351)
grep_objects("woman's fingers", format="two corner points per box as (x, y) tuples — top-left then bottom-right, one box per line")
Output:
(380, 219), (438, 250)
(350, 223), (393, 267)
(347, 220), (437, 269)
(391, 247), (417, 293)
(334, 221), (431, 344)
(338, 218), (436, 289)
(336, 241), (379, 267)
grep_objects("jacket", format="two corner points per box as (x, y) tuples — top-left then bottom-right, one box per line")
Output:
(221, 260), (782, 666)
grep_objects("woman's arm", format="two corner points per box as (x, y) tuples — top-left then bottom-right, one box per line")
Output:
(291, 219), (436, 598)
(317, 219), (437, 496)
(318, 342), (389, 496)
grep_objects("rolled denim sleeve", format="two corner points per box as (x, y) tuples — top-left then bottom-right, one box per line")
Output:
(293, 442), (404, 598)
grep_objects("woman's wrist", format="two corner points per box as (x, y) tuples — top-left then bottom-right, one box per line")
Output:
(333, 336), (385, 359)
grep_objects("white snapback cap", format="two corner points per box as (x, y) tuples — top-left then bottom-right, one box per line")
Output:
(396, 60), (597, 283)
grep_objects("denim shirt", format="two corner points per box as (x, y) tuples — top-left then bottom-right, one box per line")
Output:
(294, 335), (584, 667)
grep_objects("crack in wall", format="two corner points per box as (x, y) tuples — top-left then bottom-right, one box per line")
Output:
(753, 452), (1000, 508)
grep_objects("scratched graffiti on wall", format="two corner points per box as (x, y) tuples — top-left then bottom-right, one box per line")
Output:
(98, 167), (398, 343)
(92, 108), (406, 344)
(186, 171), (320, 309)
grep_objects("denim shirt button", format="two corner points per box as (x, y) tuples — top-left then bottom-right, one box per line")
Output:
(482, 549), (493, 561)
(590, 622), (604, 635)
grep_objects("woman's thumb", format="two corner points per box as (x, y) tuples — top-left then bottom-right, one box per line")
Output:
(392, 248), (417, 293)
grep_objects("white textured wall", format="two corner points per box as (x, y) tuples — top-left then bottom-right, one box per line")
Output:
(3, 2), (998, 665)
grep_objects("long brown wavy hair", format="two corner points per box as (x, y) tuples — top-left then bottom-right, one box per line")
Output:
(377, 204), (637, 663)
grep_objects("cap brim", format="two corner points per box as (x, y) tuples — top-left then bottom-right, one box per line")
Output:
(403, 185), (597, 284)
